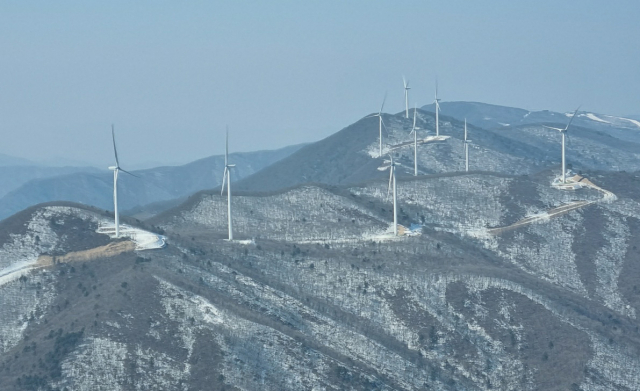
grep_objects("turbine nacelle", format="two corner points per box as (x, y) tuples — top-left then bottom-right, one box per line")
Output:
(108, 166), (117, 170)
(544, 125), (566, 133)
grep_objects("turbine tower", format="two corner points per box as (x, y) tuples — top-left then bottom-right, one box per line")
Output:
(464, 119), (470, 172)
(409, 104), (420, 176)
(403, 76), (411, 118)
(108, 125), (138, 238)
(434, 82), (442, 136)
(378, 156), (399, 236)
(220, 128), (235, 240)
(368, 93), (387, 157)
(544, 107), (580, 184)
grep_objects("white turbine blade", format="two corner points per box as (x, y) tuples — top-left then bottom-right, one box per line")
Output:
(225, 126), (229, 166)
(564, 105), (581, 132)
(119, 168), (140, 178)
(111, 125), (119, 167)
(403, 75), (407, 89)
(380, 91), (387, 114)
(387, 169), (393, 200)
(464, 118), (467, 140)
(381, 118), (389, 134)
(221, 167), (227, 195)
(543, 125), (565, 132)
(412, 103), (417, 131)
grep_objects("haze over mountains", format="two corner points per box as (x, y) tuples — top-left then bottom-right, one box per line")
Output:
(2, 101), (638, 222)
(422, 101), (640, 145)
(0, 144), (304, 221)
(1, 100), (640, 390)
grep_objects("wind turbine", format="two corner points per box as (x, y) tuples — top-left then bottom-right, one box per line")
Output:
(434, 82), (442, 136)
(544, 107), (580, 184)
(403, 76), (411, 118)
(409, 104), (420, 176)
(108, 125), (138, 238)
(220, 128), (235, 240)
(368, 93), (387, 157)
(378, 155), (399, 236)
(464, 119), (471, 172)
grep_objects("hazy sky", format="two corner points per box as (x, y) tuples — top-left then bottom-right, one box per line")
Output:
(1, 1), (638, 168)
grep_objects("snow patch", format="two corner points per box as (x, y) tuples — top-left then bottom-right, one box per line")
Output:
(582, 113), (611, 124)
(620, 116), (640, 129)
(97, 223), (166, 250)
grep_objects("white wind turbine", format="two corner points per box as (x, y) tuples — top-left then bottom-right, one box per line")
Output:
(108, 125), (138, 238)
(378, 155), (399, 236)
(403, 76), (411, 118)
(368, 93), (387, 157)
(464, 119), (471, 172)
(220, 128), (235, 240)
(433, 82), (442, 136)
(544, 107), (580, 184)
(409, 104), (420, 176)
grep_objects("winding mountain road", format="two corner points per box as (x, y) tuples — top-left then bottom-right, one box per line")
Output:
(487, 175), (615, 235)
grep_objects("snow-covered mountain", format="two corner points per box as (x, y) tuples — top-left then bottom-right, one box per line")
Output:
(1, 104), (640, 390)
(1, 166), (639, 390)
(235, 107), (640, 193)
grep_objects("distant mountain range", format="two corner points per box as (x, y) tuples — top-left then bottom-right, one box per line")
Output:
(422, 101), (640, 144)
(0, 153), (35, 167)
(0, 144), (305, 221)
(1, 101), (638, 223)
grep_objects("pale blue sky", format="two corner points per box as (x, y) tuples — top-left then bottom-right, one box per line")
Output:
(1, 1), (638, 167)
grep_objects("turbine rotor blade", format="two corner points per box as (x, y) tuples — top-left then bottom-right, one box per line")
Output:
(543, 125), (565, 132)
(111, 125), (119, 167)
(412, 103), (417, 130)
(225, 126), (229, 166)
(387, 169), (393, 201)
(119, 168), (140, 178)
(381, 118), (389, 134)
(564, 106), (581, 132)
(380, 91), (387, 114)
(221, 167), (227, 195)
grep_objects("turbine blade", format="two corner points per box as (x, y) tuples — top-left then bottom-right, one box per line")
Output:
(564, 106), (581, 132)
(221, 167), (227, 195)
(380, 91), (387, 114)
(381, 118), (389, 135)
(412, 103), (417, 130)
(387, 169), (393, 201)
(543, 125), (565, 132)
(119, 168), (140, 178)
(225, 126), (229, 166)
(111, 125), (119, 167)
(403, 75), (406, 89)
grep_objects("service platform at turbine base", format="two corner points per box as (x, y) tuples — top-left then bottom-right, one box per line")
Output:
(97, 223), (167, 250)
(551, 172), (585, 191)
